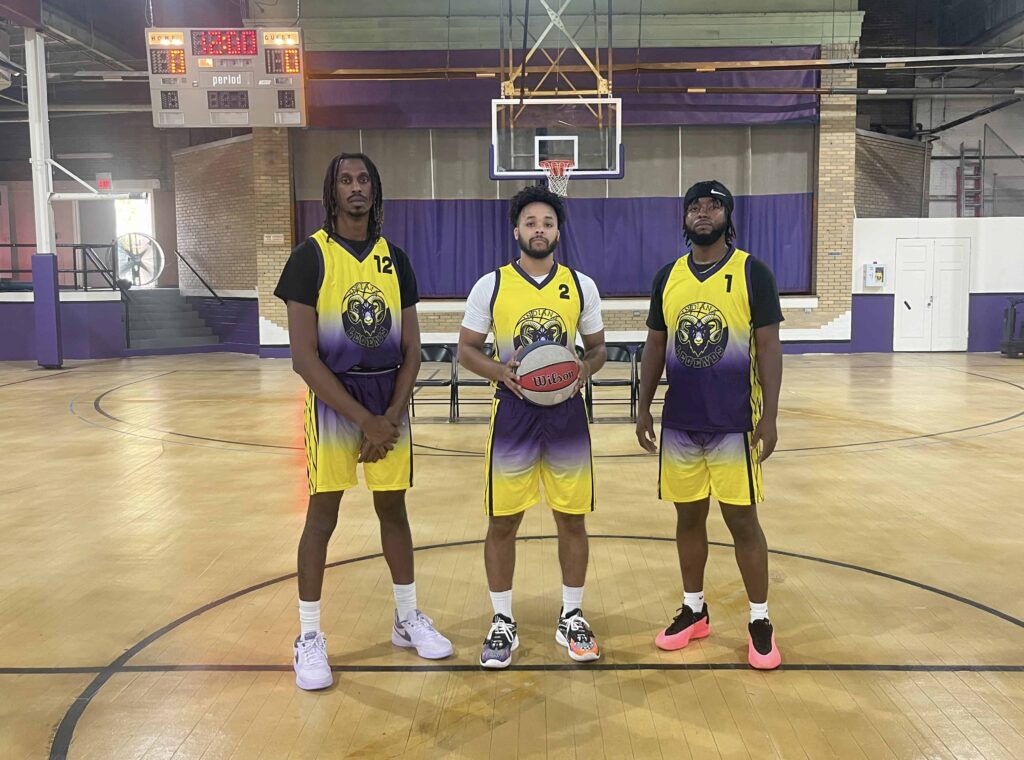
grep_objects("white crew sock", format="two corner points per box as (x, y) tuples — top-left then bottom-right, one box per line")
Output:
(298, 599), (321, 635)
(393, 582), (418, 620)
(750, 600), (769, 624)
(562, 585), (584, 616)
(684, 590), (705, 615)
(489, 589), (513, 620)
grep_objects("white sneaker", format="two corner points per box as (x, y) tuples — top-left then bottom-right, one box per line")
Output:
(392, 609), (454, 659)
(293, 631), (333, 690)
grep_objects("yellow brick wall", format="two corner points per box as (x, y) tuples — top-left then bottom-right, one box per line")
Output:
(252, 129), (295, 333)
(792, 42), (858, 329)
(173, 136), (256, 292)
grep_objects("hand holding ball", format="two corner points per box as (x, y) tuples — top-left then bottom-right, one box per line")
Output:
(514, 341), (580, 406)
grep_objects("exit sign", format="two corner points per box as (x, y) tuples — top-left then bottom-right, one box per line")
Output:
(96, 173), (113, 191)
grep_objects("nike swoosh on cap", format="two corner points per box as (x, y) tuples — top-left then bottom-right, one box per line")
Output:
(710, 189), (726, 196)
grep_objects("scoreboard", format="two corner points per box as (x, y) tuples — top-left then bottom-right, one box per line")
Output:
(145, 28), (307, 129)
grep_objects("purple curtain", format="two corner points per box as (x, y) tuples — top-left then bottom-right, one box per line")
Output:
(296, 193), (812, 297)
(307, 46), (819, 129)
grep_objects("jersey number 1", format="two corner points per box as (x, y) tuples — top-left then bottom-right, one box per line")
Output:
(374, 255), (393, 274)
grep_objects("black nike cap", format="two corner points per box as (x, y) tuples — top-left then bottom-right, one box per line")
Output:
(683, 180), (734, 214)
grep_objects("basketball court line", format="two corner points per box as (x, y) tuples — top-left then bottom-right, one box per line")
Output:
(0, 370), (74, 388)
(6, 663), (1023, 676)
(42, 533), (1024, 760)
(68, 366), (1024, 459)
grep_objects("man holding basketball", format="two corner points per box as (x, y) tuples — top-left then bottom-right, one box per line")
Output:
(459, 185), (607, 668)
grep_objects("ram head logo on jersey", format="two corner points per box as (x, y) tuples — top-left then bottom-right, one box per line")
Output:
(514, 308), (568, 350)
(342, 282), (392, 348)
(675, 302), (728, 368)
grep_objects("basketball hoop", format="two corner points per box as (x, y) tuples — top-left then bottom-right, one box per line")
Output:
(539, 159), (575, 197)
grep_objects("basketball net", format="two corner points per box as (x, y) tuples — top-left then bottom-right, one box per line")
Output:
(539, 159), (575, 197)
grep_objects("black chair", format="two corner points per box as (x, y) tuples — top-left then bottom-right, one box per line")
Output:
(635, 341), (669, 407)
(586, 342), (637, 422)
(453, 342), (495, 419)
(411, 344), (457, 422)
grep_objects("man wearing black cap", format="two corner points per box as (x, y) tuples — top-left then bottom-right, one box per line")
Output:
(635, 180), (784, 670)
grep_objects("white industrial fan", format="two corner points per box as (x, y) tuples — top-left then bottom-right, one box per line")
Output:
(115, 232), (165, 288)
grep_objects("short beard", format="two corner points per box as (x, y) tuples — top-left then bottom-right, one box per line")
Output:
(518, 235), (558, 259)
(685, 221), (727, 247)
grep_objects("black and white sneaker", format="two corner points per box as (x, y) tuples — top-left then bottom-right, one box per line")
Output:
(555, 608), (601, 662)
(480, 613), (519, 669)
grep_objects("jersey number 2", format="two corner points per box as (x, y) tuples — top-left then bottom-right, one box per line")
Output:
(724, 274), (733, 293)
(374, 255), (393, 274)
(558, 284), (570, 300)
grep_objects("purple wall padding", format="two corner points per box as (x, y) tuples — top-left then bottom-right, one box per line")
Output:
(187, 297), (260, 347)
(783, 295), (894, 354)
(0, 303), (35, 360)
(296, 193), (813, 297)
(31, 254), (62, 367)
(0, 300), (124, 361)
(307, 46), (819, 128)
(61, 302), (125, 358)
(969, 293), (1024, 352)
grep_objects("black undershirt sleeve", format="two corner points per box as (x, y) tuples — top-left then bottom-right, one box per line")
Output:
(748, 257), (785, 328)
(645, 262), (675, 331)
(389, 244), (420, 309)
(273, 238), (320, 308)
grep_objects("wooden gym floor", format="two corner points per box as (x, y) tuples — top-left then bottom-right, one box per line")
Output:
(1, 351), (1023, 759)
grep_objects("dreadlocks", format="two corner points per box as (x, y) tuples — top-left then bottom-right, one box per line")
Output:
(321, 152), (384, 241)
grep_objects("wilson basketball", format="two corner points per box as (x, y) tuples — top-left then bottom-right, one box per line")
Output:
(516, 341), (580, 406)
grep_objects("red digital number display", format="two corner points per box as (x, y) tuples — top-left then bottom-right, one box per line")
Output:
(191, 29), (258, 56)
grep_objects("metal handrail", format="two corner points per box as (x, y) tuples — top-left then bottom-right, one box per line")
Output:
(173, 248), (223, 304)
(80, 246), (121, 293)
(0, 243), (120, 291)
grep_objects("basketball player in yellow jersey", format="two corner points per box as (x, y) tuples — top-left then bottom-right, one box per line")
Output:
(275, 153), (451, 691)
(636, 180), (784, 670)
(459, 186), (607, 668)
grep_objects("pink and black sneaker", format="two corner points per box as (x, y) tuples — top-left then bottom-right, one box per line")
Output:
(655, 604), (711, 651)
(747, 618), (781, 670)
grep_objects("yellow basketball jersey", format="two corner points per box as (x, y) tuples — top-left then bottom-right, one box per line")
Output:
(659, 248), (762, 432)
(491, 260), (584, 366)
(309, 229), (404, 373)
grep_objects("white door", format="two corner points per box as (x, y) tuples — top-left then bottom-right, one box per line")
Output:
(893, 238), (970, 352)
(930, 239), (970, 351)
(894, 240), (933, 351)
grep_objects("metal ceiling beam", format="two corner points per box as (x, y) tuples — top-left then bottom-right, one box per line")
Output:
(919, 97), (1023, 135)
(309, 52), (1024, 81)
(0, 48), (26, 75)
(0, 102), (151, 111)
(40, 6), (137, 71)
